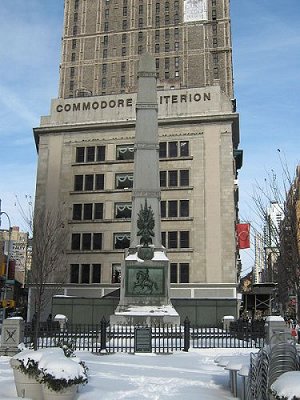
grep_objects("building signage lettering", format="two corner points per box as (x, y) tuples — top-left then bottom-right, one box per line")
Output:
(55, 92), (211, 114)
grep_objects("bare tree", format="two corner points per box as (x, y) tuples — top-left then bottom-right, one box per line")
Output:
(28, 207), (68, 349)
(251, 161), (300, 317)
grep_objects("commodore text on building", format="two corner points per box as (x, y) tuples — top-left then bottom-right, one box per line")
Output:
(55, 92), (211, 113)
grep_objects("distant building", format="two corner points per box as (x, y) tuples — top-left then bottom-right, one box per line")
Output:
(0, 227), (31, 310)
(31, 0), (242, 324)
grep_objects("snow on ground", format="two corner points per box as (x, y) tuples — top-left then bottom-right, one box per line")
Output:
(0, 347), (256, 399)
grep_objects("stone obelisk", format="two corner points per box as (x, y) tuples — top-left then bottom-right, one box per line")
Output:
(110, 53), (180, 325)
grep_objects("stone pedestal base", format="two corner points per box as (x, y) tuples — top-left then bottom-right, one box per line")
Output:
(110, 304), (180, 326)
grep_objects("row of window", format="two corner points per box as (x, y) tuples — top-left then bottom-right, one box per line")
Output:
(71, 231), (190, 251)
(75, 141), (189, 163)
(73, 170), (190, 192)
(69, 261), (189, 285)
(101, 70), (180, 89)
(71, 200), (189, 221)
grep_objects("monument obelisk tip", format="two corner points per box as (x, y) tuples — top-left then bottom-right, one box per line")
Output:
(138, 53), (156, 74)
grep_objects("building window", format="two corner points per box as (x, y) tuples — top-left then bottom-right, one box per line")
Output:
(155, 44), (160, 53)
(75, 146), (105, 163)
(174, 13), (180, 25)
(86, 146), (95, 162)
(121, 75), (126, 88)
(174, 27), (179, 39)
(70, 264), (101, 284)
(115, 203), (132, 219)
(174, 42), (179, 51)
(138, 31), (143, 42)
(97, 146), (106, 161)
(72, 39), (77, 49)
(180, 200), (189, 217)
(121, 62), (126, 73)
(71, 233), (102, 251)
(165, 15), (170, 25)
(160, 200), (189, 218)
(103, 35), (108, 46)
(138, 18), (143, 28)
(165, 71), (170, 79)
(83, 203), (93, 220)
(115, 173), (133, 189)
(71, 202), (103, 222)
(73, 25), (78, 36)
(70, 67), (75, 78)
(155, 16), (160, 27)
(74, 0), (79, 10)
(76, 147), (84, 162)
(174, 56), (179, 69)
(212, 9), (217, 20)
(139, 4), (143, 14)
(159, 141), (189, 158)
(168, 231), (177, 248)
(123, 6), (127, 16)
(168, 141), (178, 157)
(104, 22), (109, 32)
(159, 142), (167, 158)
(213, 67), (219, 79)
(116, 144), (134, 160)
(74, 174), (104, 191)
(112, 264), (121, 283)
(156, 58), (159, 69)
(95, 174), (104, 190)
(213, 38), (218, 48)
(160, 170), (189, 188)
(168, 200), (178, 217)
(212, 23), (217, 35)
(114, 233), (130, 249)
(160, 171), (167, 187)
(170, 263), (189, 283)
(212, 53), (218, 64)
(71, 233), (80, 250)
(105, 9), (109, 19)
(165, 43), (170, 52)
(168, 171), (178, 187)
(103, 49), (108, 58)
(180, 170), (189, 186)
(165, 1), (169, 13)
(155, 30), (160, 41)
(155, 2), (160, 13)
(165, 29), (170, 41)
(71, 53), (76, 62)
(72, 204), (82, 220)
(138, 45), (143, 54)
(180, 231), (190, 248)
(122, 33), (127, 44)
(122, 20), (127, 30)
(122, 47), (126, 56)
(74, 175), (83, 191)
(94, 203), (104, 219)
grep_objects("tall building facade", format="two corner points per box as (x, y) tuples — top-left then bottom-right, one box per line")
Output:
(32, 0), (241, 324)
(60, 0), (233, 98)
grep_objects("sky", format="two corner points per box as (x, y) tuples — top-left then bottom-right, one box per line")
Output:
(0, 0), (299, 275)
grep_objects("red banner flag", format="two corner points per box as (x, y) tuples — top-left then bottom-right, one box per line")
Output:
(236, 223), (250, 249)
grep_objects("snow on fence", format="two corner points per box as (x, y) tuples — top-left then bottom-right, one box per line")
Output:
(23, 318), (265, 353)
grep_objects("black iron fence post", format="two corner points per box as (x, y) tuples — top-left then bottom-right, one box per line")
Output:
(183, 317), (190, 352)
(100, 316), (107, 351)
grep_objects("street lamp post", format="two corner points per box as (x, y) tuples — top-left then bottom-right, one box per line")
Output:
(0, 206), (12, 304)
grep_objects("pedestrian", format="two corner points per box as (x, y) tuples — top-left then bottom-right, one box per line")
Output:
(296, 322), (300, 344)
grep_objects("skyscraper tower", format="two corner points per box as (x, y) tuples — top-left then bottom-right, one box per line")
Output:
(32, 0), (241, 324)
(60, 0), (233, 98)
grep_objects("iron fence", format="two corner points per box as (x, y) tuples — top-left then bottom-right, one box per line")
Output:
(24, 317), (265, 353)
